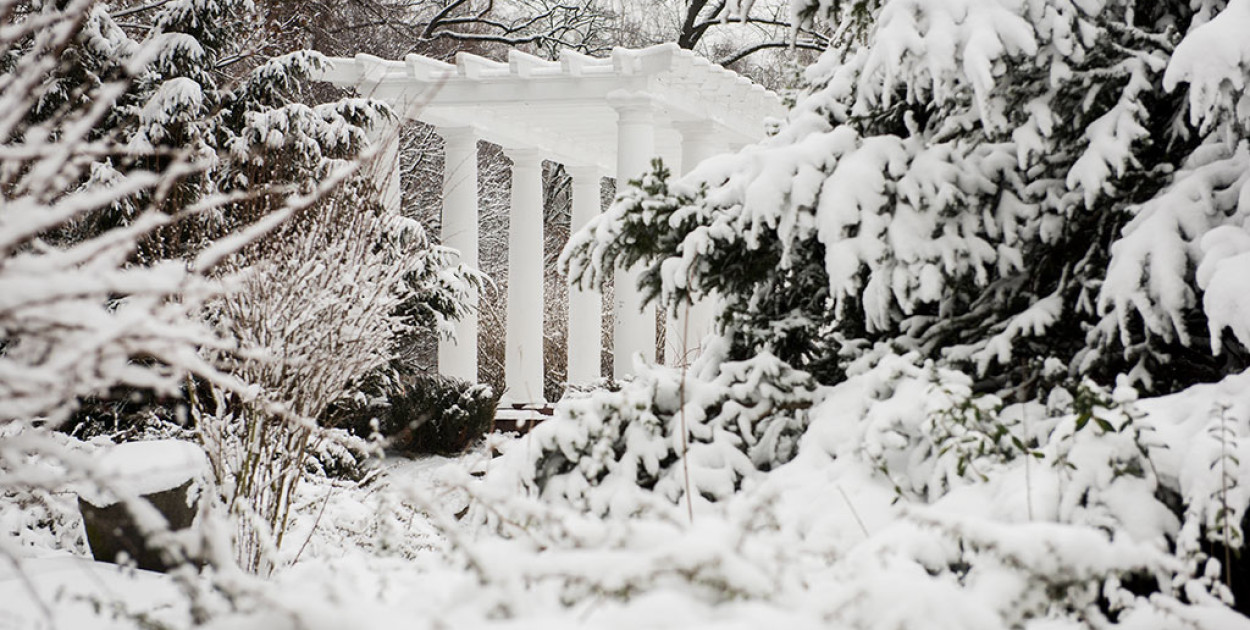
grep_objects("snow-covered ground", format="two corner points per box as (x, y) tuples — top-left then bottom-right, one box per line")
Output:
(0, 556), (189, 629)
(5, 357), (1250, 629)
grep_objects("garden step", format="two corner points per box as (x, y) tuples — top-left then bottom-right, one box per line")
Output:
(493, 404), (554, 434)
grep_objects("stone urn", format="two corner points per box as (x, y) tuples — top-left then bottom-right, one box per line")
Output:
(77, 439), (208, 572)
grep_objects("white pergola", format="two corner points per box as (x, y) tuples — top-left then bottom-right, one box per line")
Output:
(315, 43), (783, 406)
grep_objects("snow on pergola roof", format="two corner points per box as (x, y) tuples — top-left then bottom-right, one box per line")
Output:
(316, 43), (785, 174)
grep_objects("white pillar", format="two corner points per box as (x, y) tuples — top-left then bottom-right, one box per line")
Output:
(501, 147), (546, 405)
(677, 121), (723, 175)
(567, 165), (603, 385)
(665, 121), (725, 368)
(655, 116), (684, 180)
(437, 126), (479, 382)
(610, 95), (658, 380)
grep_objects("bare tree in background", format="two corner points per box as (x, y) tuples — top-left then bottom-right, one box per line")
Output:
(257, 0), (823, 84)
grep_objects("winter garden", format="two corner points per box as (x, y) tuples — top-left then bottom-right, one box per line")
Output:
(4, 0), (1250, 628)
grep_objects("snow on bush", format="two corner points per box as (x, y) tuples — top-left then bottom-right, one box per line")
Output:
(448, 353), (1250, 628)
(472, 339), (819, 520)
(19, 0), (477, 577)
(0, 0), (309, 590)
(197, 190), (469, 574)
(1100, 140), (1250, 362)
(9, 0), (1250, 628)
(12, 358), (1250, 628)
(1, 0), (477, 583)
(538, 3), (1250, 624)
(1163, 0), (1250, 135)
(567, 0), (1250, 398)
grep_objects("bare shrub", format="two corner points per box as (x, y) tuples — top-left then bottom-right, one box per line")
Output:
(196, 178), (472, 573)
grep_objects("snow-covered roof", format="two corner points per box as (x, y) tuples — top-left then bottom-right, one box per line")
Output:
(315, 43), (785, 174)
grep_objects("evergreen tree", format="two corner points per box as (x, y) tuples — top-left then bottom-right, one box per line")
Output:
(0, 0), (241, 427)
(32, 0), (389, 261)
(565, 0), (1250, 401)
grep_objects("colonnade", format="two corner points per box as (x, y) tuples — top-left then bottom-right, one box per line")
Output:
(412, 107), (727, 405)
(327, 46), (782, 407)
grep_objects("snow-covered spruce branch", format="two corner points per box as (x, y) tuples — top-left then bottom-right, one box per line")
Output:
(567, 0), (1250, 399)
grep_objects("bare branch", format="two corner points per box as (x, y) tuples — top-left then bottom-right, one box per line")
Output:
(109, 0), (177, 19)
(427, 30), (548, 47)
(422, 0), (473, 39)
(717, 39), (825, 67)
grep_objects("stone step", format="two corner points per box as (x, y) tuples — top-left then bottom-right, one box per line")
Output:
(494, 403), (554, 434)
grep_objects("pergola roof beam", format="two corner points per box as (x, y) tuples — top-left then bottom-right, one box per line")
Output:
(314, 43), (784, 176)
(509, 49), (556, 77)
(559, 49), (600, 76)
(455, 52), (502, 79)
(405, 54), (453, 81)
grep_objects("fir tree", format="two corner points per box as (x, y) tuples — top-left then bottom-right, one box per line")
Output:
(565, 0), (1250, 401)
(30, 0), (390, 261)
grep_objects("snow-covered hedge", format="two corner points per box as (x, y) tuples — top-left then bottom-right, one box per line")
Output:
(472, 340), (819, 520)
(455, 353), (1250, 627)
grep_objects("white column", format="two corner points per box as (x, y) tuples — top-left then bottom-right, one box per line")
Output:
(611, 95), (658, 380)
(567, 165), (602, 385)
(501, 147), (546, 405)
(437, 126), (479, 382)
(677, 121), (723, 175)
(655, 116), (684, 179)
(665, 121), (725, 368)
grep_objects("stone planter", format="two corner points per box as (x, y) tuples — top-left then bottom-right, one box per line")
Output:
(76, 439), (208, 572)
(78, 479), (199, 572)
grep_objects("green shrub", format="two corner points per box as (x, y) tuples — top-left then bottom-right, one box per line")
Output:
(345, 375), (498, 456)
(60, 388), (195, 443)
